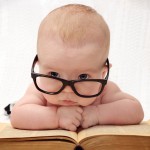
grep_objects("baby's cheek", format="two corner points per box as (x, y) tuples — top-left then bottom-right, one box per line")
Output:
(43, 94), (59, 105)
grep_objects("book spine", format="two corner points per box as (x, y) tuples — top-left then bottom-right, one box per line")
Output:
(74, 145), (84, 150)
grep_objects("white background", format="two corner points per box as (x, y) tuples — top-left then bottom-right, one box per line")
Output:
(0, 0), (150, 121)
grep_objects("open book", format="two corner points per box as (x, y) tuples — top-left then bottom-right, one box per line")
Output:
(0, 121), (150, 150)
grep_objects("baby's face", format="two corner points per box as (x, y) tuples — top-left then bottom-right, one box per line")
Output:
(37, 35), (107, 106)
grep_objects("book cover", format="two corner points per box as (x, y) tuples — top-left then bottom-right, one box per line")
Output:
(0, 121), (150, 150)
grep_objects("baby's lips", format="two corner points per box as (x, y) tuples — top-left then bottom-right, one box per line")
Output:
(62, 100), (77, 106)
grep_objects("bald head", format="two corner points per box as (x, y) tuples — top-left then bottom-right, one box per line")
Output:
(37, 4), (110, 58)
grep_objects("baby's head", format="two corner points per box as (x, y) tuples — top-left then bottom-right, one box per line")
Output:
(34, 4), (110, 106)
(37, 4), (110, 61)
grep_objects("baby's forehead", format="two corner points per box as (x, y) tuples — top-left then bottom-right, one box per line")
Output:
(38, 37), (107, 71)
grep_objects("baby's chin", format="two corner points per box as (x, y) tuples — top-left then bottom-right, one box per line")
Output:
(50, 101), (88, 107)
(58, 100), (96, 107)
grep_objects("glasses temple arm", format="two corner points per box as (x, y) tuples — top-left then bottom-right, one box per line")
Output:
(105, 58), (110, 80)
(31, 55), (38, 73)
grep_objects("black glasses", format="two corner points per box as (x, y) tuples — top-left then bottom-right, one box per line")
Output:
(31, 55), (110, 98)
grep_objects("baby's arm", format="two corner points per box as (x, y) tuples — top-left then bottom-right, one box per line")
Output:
(11, 83), (83, 131)
(82, 81), (144, 128)
(10, 83), (59, 130)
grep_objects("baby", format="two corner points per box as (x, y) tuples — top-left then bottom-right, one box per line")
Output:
(10, 4), (144, 131)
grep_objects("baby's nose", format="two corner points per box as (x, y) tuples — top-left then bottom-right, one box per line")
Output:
(62, 85), (73, 93)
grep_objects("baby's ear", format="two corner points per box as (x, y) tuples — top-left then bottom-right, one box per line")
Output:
(109, 63), (112, 68)
(101, 63), (112, 78)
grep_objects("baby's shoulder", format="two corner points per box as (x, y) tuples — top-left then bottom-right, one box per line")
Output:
(19, 82), (47, 105)
(99, 80), (122, 104)
(93, 81), (120, 105)
(104, 80), (121, 93)
(26, 83), (43, 97)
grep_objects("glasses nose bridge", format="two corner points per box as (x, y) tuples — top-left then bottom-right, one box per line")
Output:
(63, 80), (74, 90)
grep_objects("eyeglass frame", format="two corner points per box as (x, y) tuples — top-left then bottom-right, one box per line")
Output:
(31, 55), (110, 98)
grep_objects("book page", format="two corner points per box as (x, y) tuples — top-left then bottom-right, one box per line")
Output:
(0, 123), (77, 143)
(77, 120), (150, 143)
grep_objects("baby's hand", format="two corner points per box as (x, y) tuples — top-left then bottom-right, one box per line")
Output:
(57, 106), (83, 131)
(81, 105), (99, 128)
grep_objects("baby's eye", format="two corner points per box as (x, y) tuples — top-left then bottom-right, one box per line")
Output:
(78, 74), (89, 80)
(49, 72), (60, 78)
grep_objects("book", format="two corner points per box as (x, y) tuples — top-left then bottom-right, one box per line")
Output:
(0, 121), (150, 150)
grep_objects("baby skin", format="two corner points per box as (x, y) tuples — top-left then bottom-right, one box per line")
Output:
(10, 4), (144, 131)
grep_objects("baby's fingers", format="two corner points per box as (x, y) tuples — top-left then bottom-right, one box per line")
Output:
(68, 124), (77, 131)
(76, 107), (83, 114)
(73, 118), (81, 127)
(81, 119), (89, 129)
(75, 112), (82, 122)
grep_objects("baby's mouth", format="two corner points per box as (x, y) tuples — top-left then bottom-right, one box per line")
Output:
(62, 100), (77, 105)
